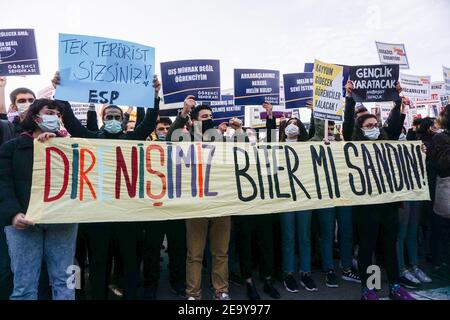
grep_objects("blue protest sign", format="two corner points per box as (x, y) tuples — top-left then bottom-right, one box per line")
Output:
(202, 95), (245, 126)
(304, 63), (314, 72)
(283, 72), (313, 109)
(0, 29), (39, 76)
(160, 59), (220, 104)
(55, 33), (155, 107)
(234, 69), (280, 105)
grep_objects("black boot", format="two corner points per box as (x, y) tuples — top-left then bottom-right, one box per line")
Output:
(246, 280), (261, 300)
(263, 279), (281, 299)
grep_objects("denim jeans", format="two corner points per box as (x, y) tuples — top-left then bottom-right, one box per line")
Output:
(281, 210), (312, 273)
(397, 201), (420, 271)
(335, 206), (353, 270)
(5, 223), (78, 300)
(316, 208), (336, 271)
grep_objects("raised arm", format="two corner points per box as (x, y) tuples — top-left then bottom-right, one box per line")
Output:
(0, 77), (7, 120)
(86, 104), (99, 131)
(263, 102), (276, 143)
(342, 80), (356, 141)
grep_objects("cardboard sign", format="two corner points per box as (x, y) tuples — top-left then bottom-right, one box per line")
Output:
(234, 69), (280, 105)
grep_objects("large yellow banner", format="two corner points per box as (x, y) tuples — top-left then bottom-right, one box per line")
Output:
(26, 138), (430, 223)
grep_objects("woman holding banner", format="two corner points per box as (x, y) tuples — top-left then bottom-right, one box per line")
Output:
(0, 99), (78, 300)
(346, 80), (415, 300)
(273, 106), (321, 293)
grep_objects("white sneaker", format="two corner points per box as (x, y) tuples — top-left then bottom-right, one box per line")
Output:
(402, 270), (421, 284)
(411, 266), (432, 283)
(214, 292), (231, 300)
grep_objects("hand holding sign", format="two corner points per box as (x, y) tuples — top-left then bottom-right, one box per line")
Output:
(12, 213), (34, 230)
(181, 95), (196, 118)
(153, 75), (161, 96)
(52, 71), (60, 89)
(229, 117), (243, 130)
(262, 102), (273, 118)
(345, 80), (353, 97)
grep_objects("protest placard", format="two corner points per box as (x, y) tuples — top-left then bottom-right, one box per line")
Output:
(234, 69), (280, 105)
(55, 33), (155, 107)
(283, 73), (313, 109)
(443, 66), (450, 95)
(160, 59), (220, 104)
(312, 60), (344, 121)
(202, 95), (244, 126)
(0, 29), (39, 76)
(431, 81), (450, 107)
(399, 74), (431, 100)
(375, 41), (409, 69)
(349, 64), (400, 102)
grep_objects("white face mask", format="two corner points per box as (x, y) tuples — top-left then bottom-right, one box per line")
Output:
(104, 120), (123, 134)
(363, 127), (380, 140)
(399, 133), (407, 141)
(285, 123), (299, 138)
(16, 102), (32, 114)
(37, 115), (61, 133)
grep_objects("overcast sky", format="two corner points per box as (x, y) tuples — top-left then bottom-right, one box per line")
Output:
(1, 0), (449, 103)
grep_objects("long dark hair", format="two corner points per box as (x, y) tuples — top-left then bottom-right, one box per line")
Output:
(21, 99), (64, 132)
(279, 117), (309, 142)
(438, 104), (450, 132)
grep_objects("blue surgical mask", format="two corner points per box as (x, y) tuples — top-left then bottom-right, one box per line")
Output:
(104, 120), (122, 134)
(363, 127), (380, 140)
(37, 115), (60, 133)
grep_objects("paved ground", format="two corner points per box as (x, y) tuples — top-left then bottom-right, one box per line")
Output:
(80, 253), (450, 300)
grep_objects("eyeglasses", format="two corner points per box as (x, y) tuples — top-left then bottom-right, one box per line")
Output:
(105, 115), (122, 121)
(362, 123), (378, 129)
(16, 98), (35, 104)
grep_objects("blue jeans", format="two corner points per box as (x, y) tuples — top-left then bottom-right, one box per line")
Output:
(316, 208), (335, 271)
(397, 202), (420, 271)
(335, 206), (353, 270)
(5, 224), (78, 300)
(281, 210), (312, 273)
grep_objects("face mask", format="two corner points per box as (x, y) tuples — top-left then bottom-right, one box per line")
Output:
(363, 127), (380, 140)
(157, 133), (166, 141)
(37, 115), (60, 133)
(16, 102), (31, 114)
(284, 123), (299, 138)
(399, 133), (407, 141)
(201, 119), (215, 134)
(104, 120), (123, 134)
(328, 134), (336, 142)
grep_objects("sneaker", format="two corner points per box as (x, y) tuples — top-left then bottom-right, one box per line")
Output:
(411, 266), (432, 283)
(109, 284), (124, 297)
(283, 274), (300, 293)
(325, 270), (339, 288)
(361, 288), (379, 300)
(300, 272), (318, 292)
(263, 279), (281, 299)
(400, 270), (420, 289)
(246, 281), (261, 300)
(214, 292), (231, 300)
(341, 268), (361, 283)
(389, 285), (415, 300)
(170, 282), (186, 297)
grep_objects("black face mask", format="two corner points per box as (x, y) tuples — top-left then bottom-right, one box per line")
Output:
(201, 119), (215, 134)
